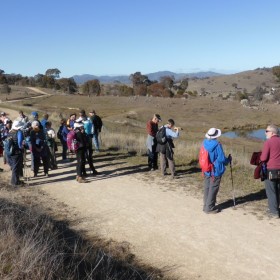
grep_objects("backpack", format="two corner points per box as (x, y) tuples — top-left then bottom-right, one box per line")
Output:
(57, 125), (63, 140)
(83, 118), (93, 136)
(3, 132), (18, 157)
(156, 126), (167, 145)
(199, 145), (213, 173)
(66, 130), (80, 152)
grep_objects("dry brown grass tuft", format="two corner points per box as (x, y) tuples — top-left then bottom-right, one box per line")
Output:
(0, 188), (165, 280)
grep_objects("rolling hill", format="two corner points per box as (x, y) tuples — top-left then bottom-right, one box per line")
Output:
(72, 71), (222, 84)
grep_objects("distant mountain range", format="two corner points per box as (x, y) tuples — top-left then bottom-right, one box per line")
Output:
(72, 71), (224, 84)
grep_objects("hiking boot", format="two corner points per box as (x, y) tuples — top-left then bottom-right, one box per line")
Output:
(205, 209), (219, 214)
(77, 177), (86, 183)
(266, 210), (279, 219)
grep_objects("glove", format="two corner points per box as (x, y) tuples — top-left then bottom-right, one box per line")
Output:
(228, 154), (232, 163)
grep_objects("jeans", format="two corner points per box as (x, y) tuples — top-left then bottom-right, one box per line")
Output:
(92, 132), (100, 151)
(10, 153), (23, 186)
(61, 139), (68, 160)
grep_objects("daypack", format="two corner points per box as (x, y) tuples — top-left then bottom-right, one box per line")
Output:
(83, 118), (93, 136)
(199, 145), (213, 173)
(156, 126), (167, 145)
(57, 125), (63, 140)
(66, 130), (80, 152)
(3, 131), (19, 157)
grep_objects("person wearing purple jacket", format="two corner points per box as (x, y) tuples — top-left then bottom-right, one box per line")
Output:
(260, 124), (280, 218)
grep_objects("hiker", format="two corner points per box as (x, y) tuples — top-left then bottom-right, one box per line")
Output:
(74, 122), (87, 183)
(41, 113), (49, 130)
(30, 121), (49, 177)
(202, 128), (232, 214)
(83, 117), (99, 176)
(45, 121), (57, 169)
(30, 111), (42, 128)
(77, 109), (87, 122)
(66, 113), (76, 131)
(57, 118), (69, 161)
(260, 124), (280, 218)
(146, 113), (161, 171)
(0, 112), (10, 125)
(156, 118), (180, 178)
(4, 120), (24, 186)
(17, 110), (29, 124)
(1, 120), (13, 165)
(89, 110), (103, 152)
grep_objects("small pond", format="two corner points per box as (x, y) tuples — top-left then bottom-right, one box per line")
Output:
(222, 129), (266, 141)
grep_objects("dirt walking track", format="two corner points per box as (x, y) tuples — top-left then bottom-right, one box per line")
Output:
(1, 104), (280, 280)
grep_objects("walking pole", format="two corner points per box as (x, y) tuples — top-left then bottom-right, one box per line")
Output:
(229, 160), (236, 207)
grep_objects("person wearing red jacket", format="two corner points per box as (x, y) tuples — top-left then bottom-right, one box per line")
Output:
(146, 114), (161, 171)
(260, 124), (280, 218)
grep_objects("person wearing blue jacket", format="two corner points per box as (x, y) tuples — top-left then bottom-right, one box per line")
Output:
(203, 128), (232, 214)
(5, 120), (25, 186)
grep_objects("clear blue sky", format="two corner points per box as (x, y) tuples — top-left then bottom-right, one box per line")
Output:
(1, 0), (280, 78)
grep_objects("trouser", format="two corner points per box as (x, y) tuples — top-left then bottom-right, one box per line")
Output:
(148, 144), (158, 169)
(61, 139), (68, 160)
(85, 148), (96, 173)
(92, 132), (100, 151)
(203, 175), (221, 212)
(76, 148), (86, 177)
(33, 152), (49, 175)
(264, 179), (280, 215)
(160, 152), (175, 176)
(10, 153), (23, 186)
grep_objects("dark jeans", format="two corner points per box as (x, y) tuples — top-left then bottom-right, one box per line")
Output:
(84, 148), (96, 174)
(148, 144), (158, 169)
(264, 178), (280, 215)
(76, 148), (86, 177)
(204, 175), (222, 212)
(61, 139), (68, 160)
(10, 153), (23, 186)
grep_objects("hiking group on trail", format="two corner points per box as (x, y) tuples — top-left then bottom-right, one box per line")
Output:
(1, 109), (280, 219)
(0, 109), (103, 186)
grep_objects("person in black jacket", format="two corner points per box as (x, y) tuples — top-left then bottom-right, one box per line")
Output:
(74, 122), (87, 183)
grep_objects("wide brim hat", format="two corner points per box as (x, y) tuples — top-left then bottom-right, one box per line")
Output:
(205, 128), (222, 139)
